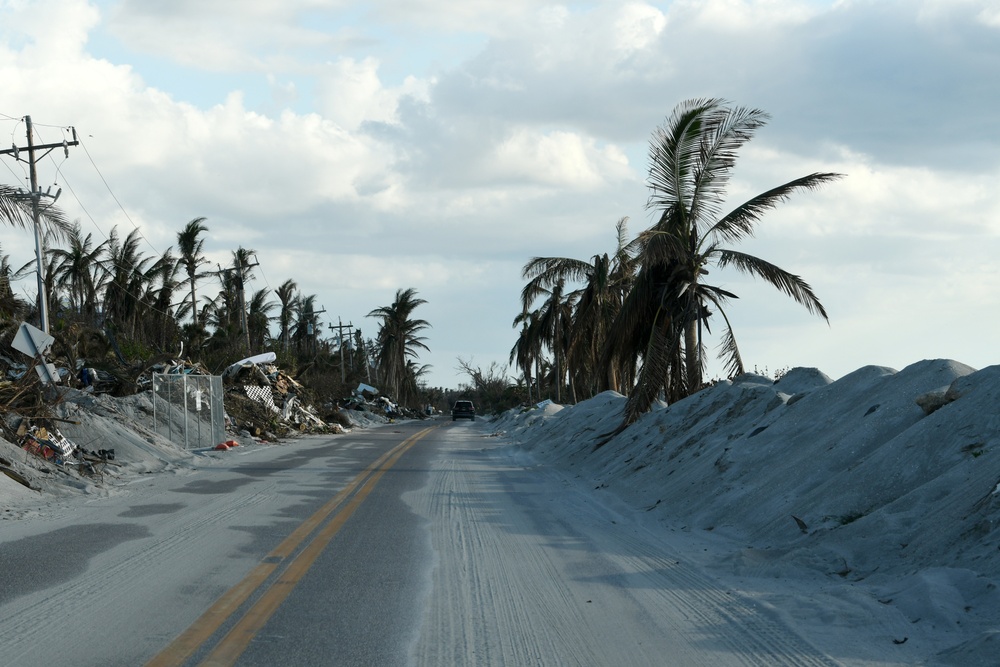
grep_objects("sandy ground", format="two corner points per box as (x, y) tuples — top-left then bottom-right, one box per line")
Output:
(489, 360), (1000, 666)
(3, 359), (1000, 665)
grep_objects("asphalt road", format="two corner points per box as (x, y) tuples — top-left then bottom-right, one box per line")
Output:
(2, 416), (838, 667)
(0, 419), (449, 667)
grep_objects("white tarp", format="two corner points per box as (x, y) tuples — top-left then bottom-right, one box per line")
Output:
(223, 352), (278, 377)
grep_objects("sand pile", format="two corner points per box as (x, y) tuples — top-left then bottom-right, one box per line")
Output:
(492, 359), (1000, 665)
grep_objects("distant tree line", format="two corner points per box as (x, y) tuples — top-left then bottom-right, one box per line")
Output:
(0, 192), (435, 409)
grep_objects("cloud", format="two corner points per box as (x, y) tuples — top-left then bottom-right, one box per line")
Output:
(107, 0), (348, 72)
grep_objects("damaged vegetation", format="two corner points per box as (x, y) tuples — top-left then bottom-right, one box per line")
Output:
(0, 206), (443, 497)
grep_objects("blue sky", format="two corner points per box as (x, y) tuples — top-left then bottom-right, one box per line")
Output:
(2, 0), (1000, 391)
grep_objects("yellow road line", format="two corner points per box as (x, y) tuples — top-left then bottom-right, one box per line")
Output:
(146, 425), (438, 667)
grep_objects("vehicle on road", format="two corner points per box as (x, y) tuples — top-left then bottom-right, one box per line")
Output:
(451, 400), (476, 421)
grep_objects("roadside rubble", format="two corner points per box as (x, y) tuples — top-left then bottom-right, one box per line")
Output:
(0, 334), (428, 506)
(221, 352), (345, 438)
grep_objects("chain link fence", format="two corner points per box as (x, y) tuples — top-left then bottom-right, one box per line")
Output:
(151, 373), (226, 450)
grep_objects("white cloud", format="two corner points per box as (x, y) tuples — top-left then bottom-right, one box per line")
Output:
(107, 0), (345, 72)
(0, 0), (99, 56)
(312, 57), (425, 130)
(978, 6), (1000, 27)
(612, 3), (667, 54)
(672, 0), (823, 31)
(489, 128), (630, 189)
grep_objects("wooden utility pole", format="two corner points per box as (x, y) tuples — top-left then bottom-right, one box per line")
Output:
(0, 115), (79, 333)
(329, 318), (355, 383)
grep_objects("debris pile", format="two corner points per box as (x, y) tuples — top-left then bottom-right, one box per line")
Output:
(222, 353), (346, 438)
(336, 383), (431, 424)
(20, 423), (75, 462)
(0, 412), (124, 490)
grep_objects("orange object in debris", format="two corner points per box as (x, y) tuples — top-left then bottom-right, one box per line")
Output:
(225, 440), (239, 447)
(214, 443), (230, 451)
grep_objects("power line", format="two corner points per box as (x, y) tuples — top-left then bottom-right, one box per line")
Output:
(0, 115), (183, 325)
(78, 135), (164, 260)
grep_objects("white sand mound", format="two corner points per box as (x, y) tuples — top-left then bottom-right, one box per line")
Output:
(493, 359), (1000, 663)
(1, 389), (200, 509)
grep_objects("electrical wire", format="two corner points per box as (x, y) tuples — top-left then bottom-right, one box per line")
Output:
(5, 115), (261, 331)
(6, 119), (182, 321)
(77, 135), (163, 259)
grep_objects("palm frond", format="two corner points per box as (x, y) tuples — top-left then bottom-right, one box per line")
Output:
(0, 185), (72, 238)
(688, 105), (769, 230)
(716, 249), (829, 321)
(708, 172), (844, 245)
(701, 290), (744, 377)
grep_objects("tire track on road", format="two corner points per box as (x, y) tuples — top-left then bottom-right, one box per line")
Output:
(408, 434), (841, 666)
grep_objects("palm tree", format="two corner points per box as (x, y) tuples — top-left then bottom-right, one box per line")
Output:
(404, 359), (432, 404)
(3, 185), (73, 330)
(275, 279), (299, 351)
(509, 309), (541, 404)
(247, 287), (276, 352)
(0, 243), (28, 323)
(177, 217), (209, 330)
(220, 246), (257, 353)
(291, 293), (321, 356)
(202, 285), (239, 355)
(367, 288), (430, 404)
(51, 221), (106, 321)
(609, 98), (841, 429)
(102, 227), (152, 340)
(518, 277), (575, 402)
(520, 217), (639, 399)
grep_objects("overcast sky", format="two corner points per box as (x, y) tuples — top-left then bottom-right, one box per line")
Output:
(2, 0), (999, 391)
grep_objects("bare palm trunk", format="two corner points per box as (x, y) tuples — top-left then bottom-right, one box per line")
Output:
(685, 319), (700, 391)
(190, 283), (199, 328)
(555, 352), (562, 403)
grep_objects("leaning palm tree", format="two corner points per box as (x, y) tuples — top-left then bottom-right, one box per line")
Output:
(608, 98), (842, 431)
(367, 288), (430, 404)
(177, 217), (209, 330)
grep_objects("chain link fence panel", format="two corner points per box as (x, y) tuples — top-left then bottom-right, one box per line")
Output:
(151, 373), (226, 450)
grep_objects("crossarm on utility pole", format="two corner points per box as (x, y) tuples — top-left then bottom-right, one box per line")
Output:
(0, 116), (80, 333)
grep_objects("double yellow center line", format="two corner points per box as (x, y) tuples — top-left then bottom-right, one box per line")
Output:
(147, 424), (439, 667)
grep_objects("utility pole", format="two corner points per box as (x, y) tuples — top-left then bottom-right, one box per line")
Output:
(356, 328), (373, 384)
(329, 318), (354, 383)
(0, 116), (79, 333)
